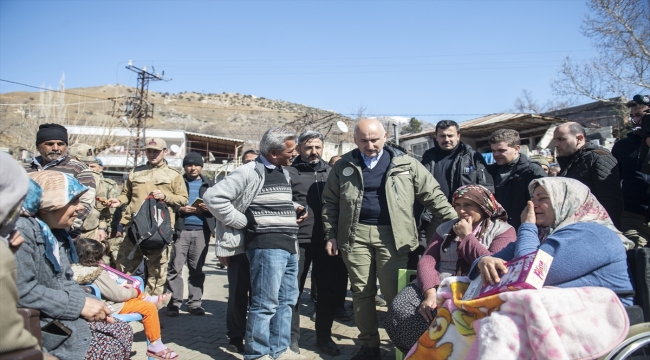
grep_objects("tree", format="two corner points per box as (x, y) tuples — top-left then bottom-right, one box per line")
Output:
(400, 117), (423, 135)
(552, 0), (649, 102)
(512, 89), (574, 113)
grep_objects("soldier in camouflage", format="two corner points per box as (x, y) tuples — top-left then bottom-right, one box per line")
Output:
(87, 157), (121, 264)
(107, 137), (188, 295)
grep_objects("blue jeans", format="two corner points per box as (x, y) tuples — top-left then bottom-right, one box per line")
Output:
(245, 248), (299, 360)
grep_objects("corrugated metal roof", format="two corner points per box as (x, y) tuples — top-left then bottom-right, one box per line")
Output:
(184, 131), (245, 144)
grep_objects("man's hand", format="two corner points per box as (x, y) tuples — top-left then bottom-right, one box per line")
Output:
(325, 238), (338, 256)
(81, 297), (114, 323)
(521, 200), (536, 225)
(452, 218), (473, 240)
(477, 256), (508, 285)
(107, 198), (122, 208)
(418, 288), (438, 323)
(97, 229), (106, 242)
(218, 256), (230, 268)
(197, 203), (209, 213)
(151, 190), (166, 200)
(180, 206), (197, 214)
(296, 206), (308, 224)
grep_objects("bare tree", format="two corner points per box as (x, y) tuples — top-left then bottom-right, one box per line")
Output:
(552, 0), (650, 102)
(513, 89), (574, 113)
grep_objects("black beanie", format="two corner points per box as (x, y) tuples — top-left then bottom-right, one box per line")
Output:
(183, 152), (204, 167)
(36, 123), (68, 145)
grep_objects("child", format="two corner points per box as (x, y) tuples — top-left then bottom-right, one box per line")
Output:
(72, 238), (178, 360)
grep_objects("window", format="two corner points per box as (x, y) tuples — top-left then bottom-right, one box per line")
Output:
(411, 142), (430, 157)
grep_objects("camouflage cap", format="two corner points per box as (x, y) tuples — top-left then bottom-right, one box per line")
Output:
(68, 143), (97, 163)
(145, 137), (166, 150)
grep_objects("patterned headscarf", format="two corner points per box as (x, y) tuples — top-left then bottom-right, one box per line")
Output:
(528, 177), (634, 249)
(452, 185), (508, 222)
(26, 171), (88, 273)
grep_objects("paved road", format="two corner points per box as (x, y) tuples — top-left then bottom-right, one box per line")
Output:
(129, 243), (396, 360)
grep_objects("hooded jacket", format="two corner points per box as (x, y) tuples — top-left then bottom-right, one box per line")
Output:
(286, 157), (331, 244)
(322, 145), (457, 256)
(612, 131), (650, 217)
(487, 154), (546, 229)
(557, 143), (623, 229)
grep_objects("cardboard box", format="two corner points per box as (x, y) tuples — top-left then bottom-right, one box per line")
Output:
(463, 249), (553, 300)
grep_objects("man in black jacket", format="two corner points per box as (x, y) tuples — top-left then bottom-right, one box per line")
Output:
(554, 122), (623, 229)
(286, 130), (346, 356)
(417, 120), (494, 242)
(487, 129), (546, 229)
(167, 152), (216, 316)
(612, 94), (650, 247)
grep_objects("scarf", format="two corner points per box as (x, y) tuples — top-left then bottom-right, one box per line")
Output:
(528, 177), (634, 249)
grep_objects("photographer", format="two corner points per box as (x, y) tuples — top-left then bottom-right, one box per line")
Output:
(611, 94), (650, 247)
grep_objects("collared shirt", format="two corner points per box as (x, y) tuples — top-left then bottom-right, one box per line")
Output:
(259, 154), (279, 170)
(361, 149), (384, 169)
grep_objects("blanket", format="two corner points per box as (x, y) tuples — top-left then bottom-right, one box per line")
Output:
(406, 277), (629, 360)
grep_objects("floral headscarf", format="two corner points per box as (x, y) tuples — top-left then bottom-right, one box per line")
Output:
(528, 177), (634, 249)
(26, 171), (89, 273)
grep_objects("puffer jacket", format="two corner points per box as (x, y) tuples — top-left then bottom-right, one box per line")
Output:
(322, 145), (457, 256)
(204, 156), (294, 257)
(557, 143), (623, 229)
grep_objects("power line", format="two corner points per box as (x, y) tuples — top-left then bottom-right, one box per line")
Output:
(0, 79), (115, 100)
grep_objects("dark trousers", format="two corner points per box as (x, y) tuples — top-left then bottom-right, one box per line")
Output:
(167, 227), (211, 308)
(291, 242), (314, 344)
(314, 242), (349, 339)
(227, 252), (251, 339)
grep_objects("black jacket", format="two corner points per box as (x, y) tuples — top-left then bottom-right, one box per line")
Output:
(174, 174), (216, 236)
(420, 142), (494, 197)
(287, 157), (331, 244)
(487, 154), (546, 230)
(612, 132), (650, 217)
(557, 143), (623, 229)
(416, 142), (493, 226)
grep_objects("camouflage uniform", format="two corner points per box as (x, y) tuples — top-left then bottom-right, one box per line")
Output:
(115, 151), (188, 295)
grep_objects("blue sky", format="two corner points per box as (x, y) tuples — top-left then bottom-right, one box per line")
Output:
(0, 0), (594, 123)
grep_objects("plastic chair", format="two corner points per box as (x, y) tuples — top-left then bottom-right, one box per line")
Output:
(396, 269), (417, 360)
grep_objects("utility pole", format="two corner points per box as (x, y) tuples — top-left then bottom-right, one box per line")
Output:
(113, 61), (169, 168)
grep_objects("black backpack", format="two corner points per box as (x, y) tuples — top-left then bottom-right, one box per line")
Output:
(127, 196), (174, 260)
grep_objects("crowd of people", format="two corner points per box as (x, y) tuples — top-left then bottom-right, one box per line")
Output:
(0, 93), (648, 360)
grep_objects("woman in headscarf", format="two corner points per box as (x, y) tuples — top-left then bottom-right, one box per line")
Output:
(476, 177), (634, 305)
(14, 170), (133, 360)
(385, 185), (516, 353)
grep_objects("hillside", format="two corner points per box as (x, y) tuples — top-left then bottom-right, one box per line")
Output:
(0, 84), (354, 150)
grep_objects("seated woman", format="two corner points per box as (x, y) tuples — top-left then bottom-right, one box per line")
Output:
(385, 185), (516, 353)
(475, 177), (634, 305)
(73, 237), (178, 360)
(14, 171), (133, 360)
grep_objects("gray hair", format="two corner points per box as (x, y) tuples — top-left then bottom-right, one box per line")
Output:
(297, 130), (324, 146)
(259, 127), (296, 156)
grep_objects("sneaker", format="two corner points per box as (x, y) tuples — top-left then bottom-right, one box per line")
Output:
(227, 337), (244, 353)
(350, 345), (381, 360)
(187, 306), (206, 315)
(334, 307), (351, 321)
(276, 349), (305, 360)
(166, 305), (179, 317)
(375, 295), (387, 307)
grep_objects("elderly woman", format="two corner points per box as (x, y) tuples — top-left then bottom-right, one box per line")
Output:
(14, 170), (133, 360)
(475, 177), (634, 305)
(385, 185), (516, 353)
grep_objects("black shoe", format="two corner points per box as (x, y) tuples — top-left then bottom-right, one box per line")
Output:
(334, 307), (351, 321)
(166, 305), (179, 317)
(227, 337), (244, 353)
(290, 339), (300, 354)
(188, 306), (206, 315)
(350, 345), (381, 360)
(316, 337), (341, 356)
